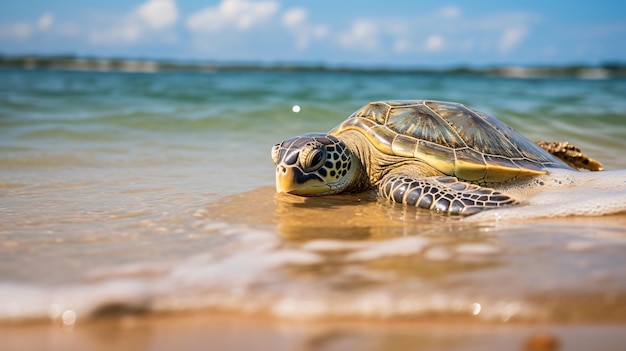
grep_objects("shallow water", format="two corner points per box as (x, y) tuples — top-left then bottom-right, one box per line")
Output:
(1, 69), (626, 326)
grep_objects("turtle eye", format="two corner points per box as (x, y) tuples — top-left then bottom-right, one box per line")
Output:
(271, 144), (280, 164)
(300, 146), (326, 172)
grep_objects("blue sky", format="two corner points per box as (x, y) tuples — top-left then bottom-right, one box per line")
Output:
(0, 0), (624, 67)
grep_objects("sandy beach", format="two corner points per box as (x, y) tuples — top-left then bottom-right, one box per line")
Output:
(3, 312), (626, 351)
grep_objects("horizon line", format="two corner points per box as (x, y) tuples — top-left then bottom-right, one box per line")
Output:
(1, 54), (625, 78)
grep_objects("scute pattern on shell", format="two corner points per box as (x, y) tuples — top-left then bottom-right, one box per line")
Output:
(387, 105), (466, 148)
(335, 100), (570, 181)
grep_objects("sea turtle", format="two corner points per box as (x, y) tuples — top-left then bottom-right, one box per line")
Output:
(271, 100), (603, 215)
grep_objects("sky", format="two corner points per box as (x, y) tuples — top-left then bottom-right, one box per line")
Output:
(0, 0), (625, 67)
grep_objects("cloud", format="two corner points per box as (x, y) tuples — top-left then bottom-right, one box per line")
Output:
(337, 19), (380, 52)
(137, 0), (178, 30)
(499, 27), (528, 53)
(186, 0), (279, 34)
(282, 8), (306, 27)
(37, 13), (54, 31)
(0, 22), (33, 39)
(331, 6), (537, 61)
(0, 12), (54, 40)
(281, 8), (328, 49)
(88, 0), (179, 45)
(425, 34), (444, 52)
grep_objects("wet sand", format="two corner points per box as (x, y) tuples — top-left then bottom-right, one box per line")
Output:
(2, 312), (626, 351)
(4, 186), (625, 350)
(2, 187), (626, 350)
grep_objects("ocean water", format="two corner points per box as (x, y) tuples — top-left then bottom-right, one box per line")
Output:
(1, 68), (626, 325)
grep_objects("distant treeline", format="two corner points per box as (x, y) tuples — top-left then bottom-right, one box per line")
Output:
(1, 54), (625, 78)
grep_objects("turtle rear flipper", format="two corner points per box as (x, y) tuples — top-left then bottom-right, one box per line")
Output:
(379, 173), (516, 216)
(536, 141), (604, 171)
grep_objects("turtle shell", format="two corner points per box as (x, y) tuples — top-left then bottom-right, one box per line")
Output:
(330, 100), (571, 183)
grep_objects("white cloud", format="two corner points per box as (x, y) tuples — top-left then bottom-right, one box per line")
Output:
(281, 8), (328, 50)
(282, 8), (306, 27)
(498, 26), (528, 53)
(37, 13), (55, 31)
(0, 22), (33, 39)
(137, 0), (178, 30)
(327, 7), (537, 61)
(337, 19), (380, 52)
(425, 34), (444, 52)
(438, 6), (461, 20)
(186, 0), (279, 33)
(0, 12), (54, 40)
(88, 0), (179, 45)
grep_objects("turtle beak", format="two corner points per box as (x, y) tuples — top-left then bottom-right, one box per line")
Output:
(275, 165), (294, 193)
(275, 165), (329, 196)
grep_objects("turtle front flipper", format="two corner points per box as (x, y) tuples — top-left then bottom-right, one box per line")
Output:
(379, 173), (516, 216)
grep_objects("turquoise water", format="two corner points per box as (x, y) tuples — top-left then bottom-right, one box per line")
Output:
(1, 68), (626, 324)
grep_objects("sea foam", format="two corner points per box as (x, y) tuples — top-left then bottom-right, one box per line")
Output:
(471, 169), (626, 221)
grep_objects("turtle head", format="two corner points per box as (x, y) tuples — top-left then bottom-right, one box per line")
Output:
(272, 133), (356, 196)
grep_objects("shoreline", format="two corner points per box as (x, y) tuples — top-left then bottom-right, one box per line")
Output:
(1, 54), (624, 78)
